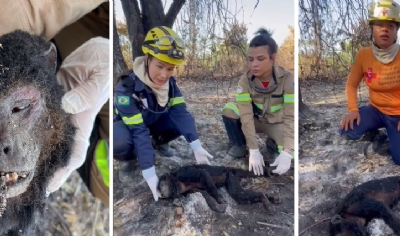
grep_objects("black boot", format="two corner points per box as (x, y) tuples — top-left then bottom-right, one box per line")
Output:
(151, 130), (180, 157)
(363, 130), (391, 157)
(266, 137), (279, 159)
(114, 151), (136, 183)
(222, 115), (247, 158)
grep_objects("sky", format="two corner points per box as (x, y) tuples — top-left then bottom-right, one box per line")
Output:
(114, 0), (294, 46)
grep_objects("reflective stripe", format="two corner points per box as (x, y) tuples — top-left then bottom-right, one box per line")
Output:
(122, 113), (143, 125)
(278, 145), (283, 153)
(222, 102), (240, 116)
(235, 93), (252, 102)
(95, 139), (109, 187)
(283, 94), (294, 104)
(270, 104), (283, 112)
(169, 96), (185, 106)
(278, 145), (294, 159)
(254, 103), (263, 110)
(114, 108), (118, 115)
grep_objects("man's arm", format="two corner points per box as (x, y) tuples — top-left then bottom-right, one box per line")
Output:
(0, 0), (106, 40)
(236, 77), (258, 150)
(282, 72), (295, 152)
(346, 49), (365, 112)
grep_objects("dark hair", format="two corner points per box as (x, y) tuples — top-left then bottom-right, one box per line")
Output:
(249, 28), (278, 56)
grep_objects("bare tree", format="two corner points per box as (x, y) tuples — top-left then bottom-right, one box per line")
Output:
(298, 0), (372, 117)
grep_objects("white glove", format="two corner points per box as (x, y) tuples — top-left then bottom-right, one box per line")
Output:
(189, 139), (213, 164)
(145, 176), (160, 202)
(249, 149), (265, 176)
(142, 166), (160, 201)
(270, 151), (292, 175)
(46, 37), (110, 194)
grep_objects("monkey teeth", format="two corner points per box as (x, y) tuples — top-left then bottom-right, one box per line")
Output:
(0, 172), (29, 187)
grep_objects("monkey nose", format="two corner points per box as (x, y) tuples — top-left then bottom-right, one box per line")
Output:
(0, 140), (12, 156)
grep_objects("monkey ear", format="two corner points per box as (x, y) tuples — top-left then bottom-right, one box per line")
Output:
(43, 42), (57, 74)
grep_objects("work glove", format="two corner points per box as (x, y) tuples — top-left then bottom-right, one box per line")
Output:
(249, 149), (265, 176)
(145, 176), (160, 202)
(270, 151), (292, 175)
(189, 139), (213, 165)
(142, 166), (160, 201)
(46, 37), (110, 195)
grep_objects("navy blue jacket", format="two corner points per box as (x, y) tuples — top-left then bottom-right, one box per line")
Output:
(114, 72), (198, 171)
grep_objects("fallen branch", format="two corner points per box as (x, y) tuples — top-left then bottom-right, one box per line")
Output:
(298, 217), (331, 235)
(257, 221), (288, 229)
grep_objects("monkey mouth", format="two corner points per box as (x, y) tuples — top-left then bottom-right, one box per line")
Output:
(1, 171), (30, 187)
(0, 171), (34, 198)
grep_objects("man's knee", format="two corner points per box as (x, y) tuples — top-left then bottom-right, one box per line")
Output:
(338, 126), (364, 140)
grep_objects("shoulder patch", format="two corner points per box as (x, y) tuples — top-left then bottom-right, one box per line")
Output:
(236, 85), (243, 94)
(117, 96), (130, 106)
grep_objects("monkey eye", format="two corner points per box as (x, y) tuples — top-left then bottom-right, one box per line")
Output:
(12, 104), (30, 113)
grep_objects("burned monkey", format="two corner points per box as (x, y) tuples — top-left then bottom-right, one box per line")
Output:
(329, 176), (400, 236)
(0, 30), (75, 235)
(157, 164), (280, 213)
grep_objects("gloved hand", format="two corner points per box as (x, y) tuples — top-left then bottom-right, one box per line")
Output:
(142, 166), (160, 201)
(249, 149), (265, 176)
(189, 139), (213, 164)
(270, 150), (292, 175)
(46, 37), (110, 195)
(145, 175), (160, 201)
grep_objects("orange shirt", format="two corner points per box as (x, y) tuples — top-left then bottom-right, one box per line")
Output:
(346, 47), (400, 115)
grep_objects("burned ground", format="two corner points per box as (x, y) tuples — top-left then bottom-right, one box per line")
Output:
(298, 79), (400, 236)
(34, 172), (109, 236)
(113, 77), (295, 236)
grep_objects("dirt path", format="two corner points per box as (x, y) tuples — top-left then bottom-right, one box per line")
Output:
(298, 80), (400, 236)
(113, 77), (294, 236)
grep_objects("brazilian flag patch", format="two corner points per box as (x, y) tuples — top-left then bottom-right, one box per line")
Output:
(117, 96), (130, 106)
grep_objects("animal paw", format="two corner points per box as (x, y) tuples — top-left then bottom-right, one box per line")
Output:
(216, 197), (225, 204)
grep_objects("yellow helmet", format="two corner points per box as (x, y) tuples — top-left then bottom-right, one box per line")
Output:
(142, 26), (185, 65)
(368, 0), (400, 23)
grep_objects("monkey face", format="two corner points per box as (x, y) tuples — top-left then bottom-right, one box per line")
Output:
(157, 174), (183, 199)
(157, 175), (174, 199)
(0, 30), (63, 200)
(0, 85), (52, 198)
(329, 215), (368, 236)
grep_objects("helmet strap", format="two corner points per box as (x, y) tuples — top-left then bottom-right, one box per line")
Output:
(145, 55), (156, 84)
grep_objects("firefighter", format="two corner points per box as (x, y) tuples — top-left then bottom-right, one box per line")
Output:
(339, 0), (400, 165)
(113, 26), (213, 201)
(221, 28), (294, 176)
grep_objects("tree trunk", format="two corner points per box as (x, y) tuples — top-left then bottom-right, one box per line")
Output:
(299, 88), (307, 111)
(113, 10), (128, 81)
(120, 0), (186, 60)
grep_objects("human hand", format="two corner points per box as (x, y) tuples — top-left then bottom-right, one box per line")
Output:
(46, 38), (109, 194)
(270, 151), (292, 175)
(145, 175), (160, 201)
(189, 139), (213, 164)
(249, 149), (265, 176)
(340, 111), (360, 131)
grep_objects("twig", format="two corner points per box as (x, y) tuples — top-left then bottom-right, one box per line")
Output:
(298, 217), (331, 235)
(257, 221), (289, 229)
(92, 199), (102, 236)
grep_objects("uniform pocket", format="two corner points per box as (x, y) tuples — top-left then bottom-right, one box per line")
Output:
(263, 94), (284, 123)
